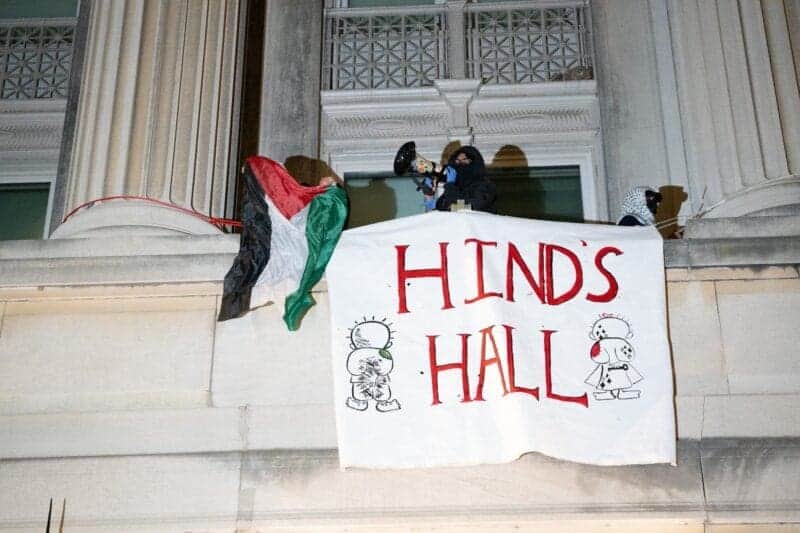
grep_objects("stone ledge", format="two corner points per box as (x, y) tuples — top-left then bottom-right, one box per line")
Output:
(685, 215), (800, 239)
(0, 235), (239, 287)
(664, 237), (800, 268)
(0, 233), (238, 259)
(2, 440), (799, 531)
(1, 231), (798, 288)
(0, 404), (335, 460)
(666, 265), (799, 282)
(1, 395), (798, 461)
(664, 215), (800, 268)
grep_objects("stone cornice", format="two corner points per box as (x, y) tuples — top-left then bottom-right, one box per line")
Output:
(0, 229), (798, 289)
(0, 99), (66, 156)
(665, 215), (800, 268)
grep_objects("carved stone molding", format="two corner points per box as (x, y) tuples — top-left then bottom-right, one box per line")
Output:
(321, 81), (599, 145)
(320, 79), (606, 220)
(0, 100), (65, 168)
(324, 112), (450, 140)
(471, 106), (594, 135)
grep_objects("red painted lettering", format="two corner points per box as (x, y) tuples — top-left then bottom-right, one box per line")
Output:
(396, 243), (454, 314)
(464, 239), (503, 304)
(428, 334), (472, 405)
(474, 325), (509, 401)
(542, 329), (588, 407)
(586, 246), (623, 303)
(505, 242), (546, 303)
(545, 244), (583, 305)
(504, 324), (539, 400)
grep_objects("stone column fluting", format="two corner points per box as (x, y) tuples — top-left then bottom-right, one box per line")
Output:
(665, 0), (800, 218)
(763, 0), (800, 175)
(54, 0), (243, 238)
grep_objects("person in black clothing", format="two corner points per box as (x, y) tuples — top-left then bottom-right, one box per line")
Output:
(433, 146), (497, 213)
(617, 186), (662, 226)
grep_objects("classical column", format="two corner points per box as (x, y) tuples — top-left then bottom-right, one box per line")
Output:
(664, 0), (799, 217)
(738, 0), (788, 181)
(648, 0), (691, 218)
(259, 0), (323, 180)
(591, 0), (675, 218)
(54, 0), (243, 238)
(763, 0), (800, 175)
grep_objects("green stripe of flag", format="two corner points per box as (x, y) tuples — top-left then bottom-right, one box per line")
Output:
(283, 185), (349, 331)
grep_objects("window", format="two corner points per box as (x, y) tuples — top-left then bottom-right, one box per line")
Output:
(323, 0), (593, 90)
(320, 0), (605, 222)
(0, 1), (78, 239)
(343, 165), (583, 229)
(344, 172), (424, 228)
(0, 182), (51, 240)
(492, 166), (583, 222)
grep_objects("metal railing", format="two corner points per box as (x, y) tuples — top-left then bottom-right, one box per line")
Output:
(0, 18), (76, 99)
(323, 0), (592, 90)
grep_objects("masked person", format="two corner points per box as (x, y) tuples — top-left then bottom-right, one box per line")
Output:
(434, 146), (497, 213)
(617, 186), (662, 226)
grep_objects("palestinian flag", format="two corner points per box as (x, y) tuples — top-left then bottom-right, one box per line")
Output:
(218, 156), (348, 330)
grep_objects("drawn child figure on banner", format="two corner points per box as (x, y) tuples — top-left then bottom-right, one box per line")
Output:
(345, 318), (402, 412)
(585, 314), (644, 400)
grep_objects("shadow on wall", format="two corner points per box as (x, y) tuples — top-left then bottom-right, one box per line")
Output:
(284, 155), (340, 186)
(284, 155), (397, 228)
(284, 154), (399, 228)
(657, 185), (688, 238)
(489, 145), (529, 169)
(439, 141), (462, 166)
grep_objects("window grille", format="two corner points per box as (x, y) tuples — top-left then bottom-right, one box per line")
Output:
(0, 19), (75, 99)
(324, 6), (447, 90)
(466, 1), (592, 84)
(323, 1), (593, 90)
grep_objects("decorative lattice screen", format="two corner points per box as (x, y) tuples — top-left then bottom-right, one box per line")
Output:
(0, 19), (75, 99)
(324, 8), (447, 90)
(324, 1), (592, 90)
(466, 3), (592, 84)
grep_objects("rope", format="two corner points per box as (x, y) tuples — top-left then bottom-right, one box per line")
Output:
(62, 195), (243, 230)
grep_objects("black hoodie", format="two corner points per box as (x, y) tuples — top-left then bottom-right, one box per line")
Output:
(435, 146), (497, 213)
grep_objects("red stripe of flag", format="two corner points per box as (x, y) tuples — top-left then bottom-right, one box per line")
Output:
(246, 156), (330, 220)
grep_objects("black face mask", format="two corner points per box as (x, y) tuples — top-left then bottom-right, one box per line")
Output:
(448, 147), (486, 185)
(645, 191), (662, 216)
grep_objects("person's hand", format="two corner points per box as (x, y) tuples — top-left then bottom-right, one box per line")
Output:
(445, 166), (457, 183)
(319, 176), (341, 187)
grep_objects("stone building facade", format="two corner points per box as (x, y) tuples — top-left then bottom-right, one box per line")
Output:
(0, 0), (799, 531)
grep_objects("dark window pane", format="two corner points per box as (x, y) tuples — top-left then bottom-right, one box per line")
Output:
(343, 166), (583, 228)
(0, 183), (49, 240)
(0, 0), (78, 18)
(344, 173), (424, 229)
(491, 166), (583, 222)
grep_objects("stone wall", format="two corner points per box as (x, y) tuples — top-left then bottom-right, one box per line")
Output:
(592, 0), (800, 220)
(1, 220), (799, 530)
(1, 229), (798, 452)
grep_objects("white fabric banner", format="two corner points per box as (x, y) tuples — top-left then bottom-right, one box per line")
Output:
(326, 212), (675, 469)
